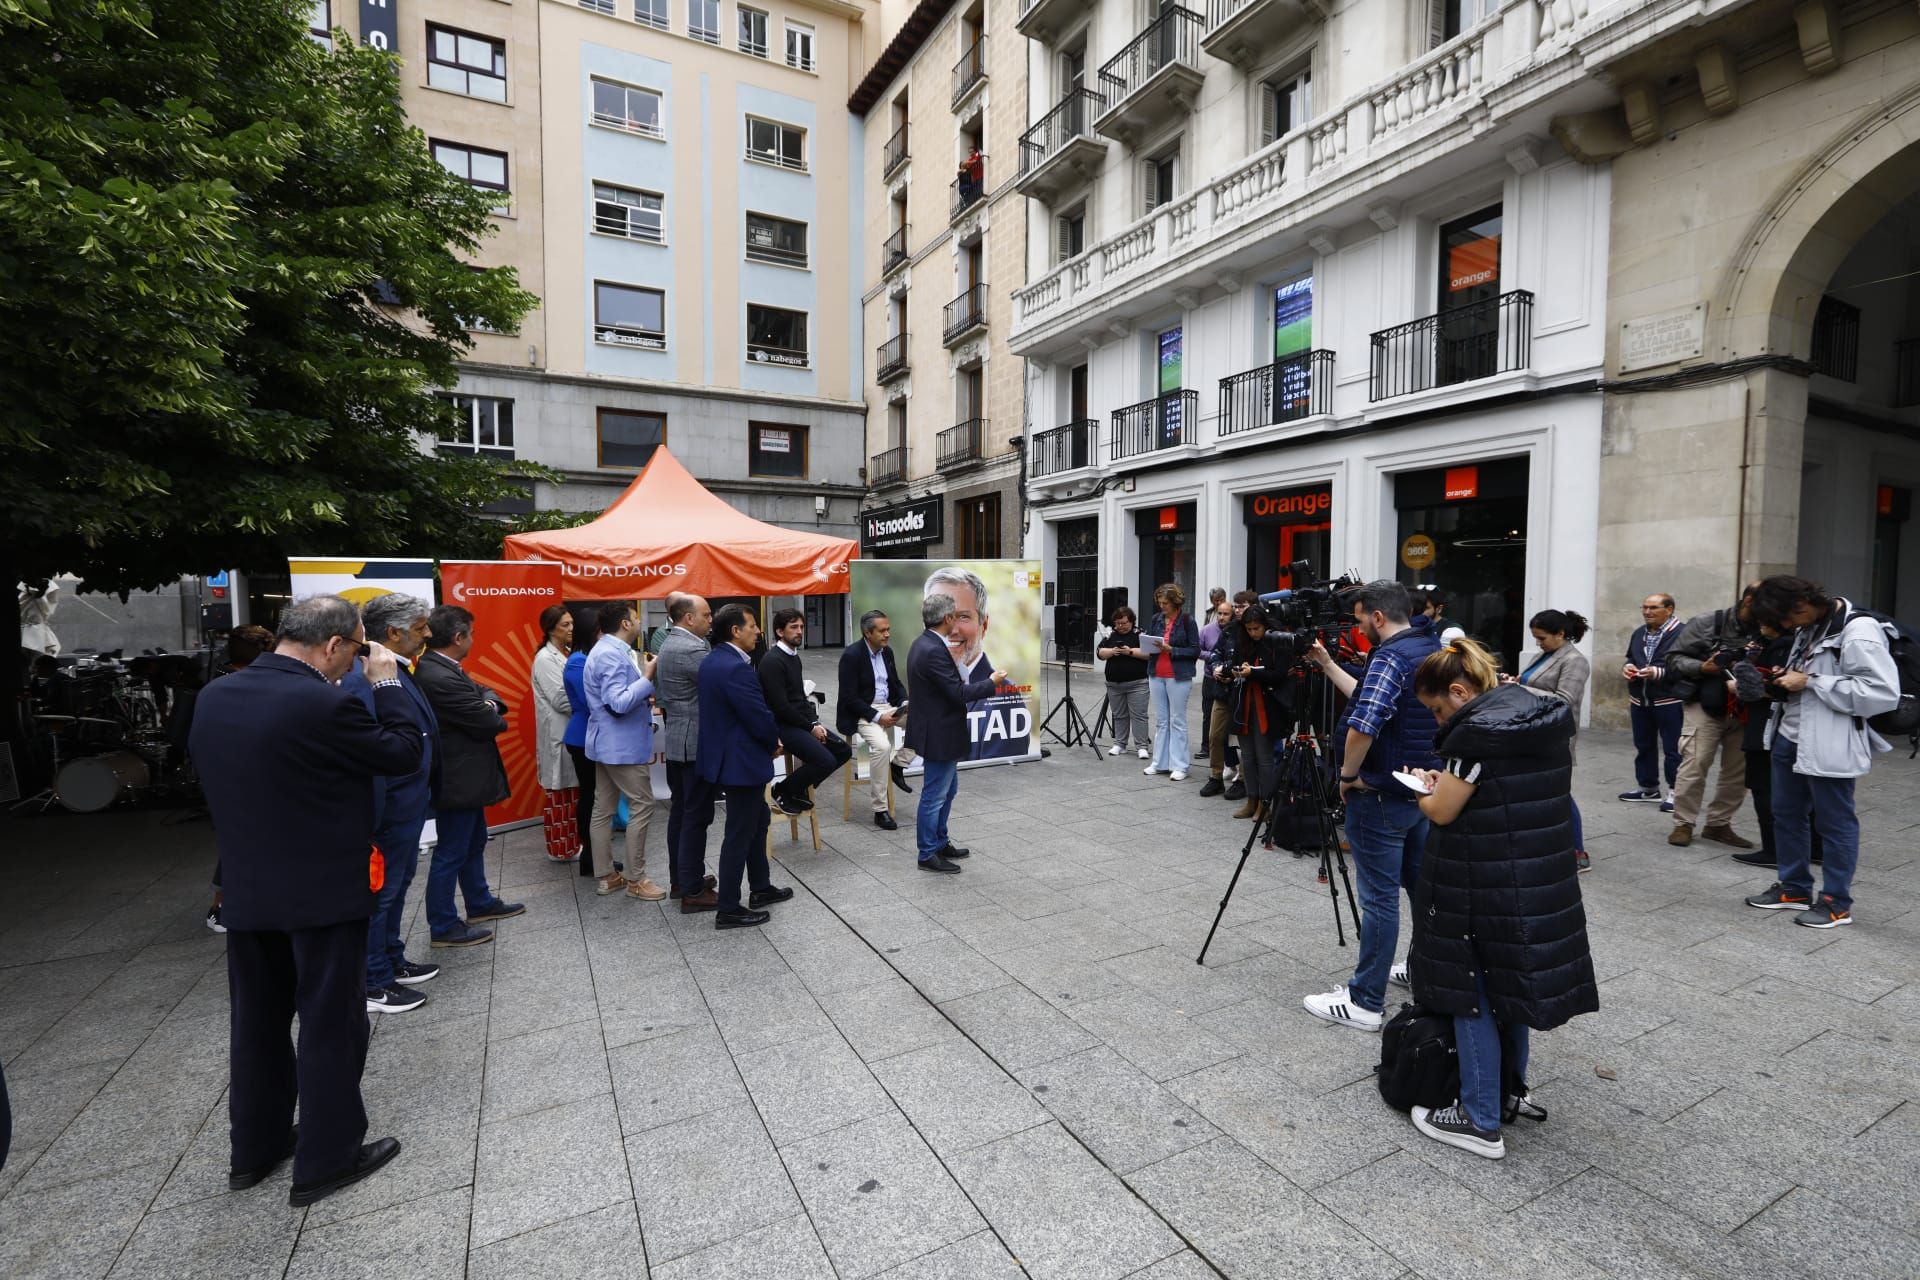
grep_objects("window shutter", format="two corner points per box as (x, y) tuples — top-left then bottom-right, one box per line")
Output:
(1260, 83), (1278, 146)
(1142, 159), (1159, 214)
(1428, 0), (1448, 47)
(1056, 215), (1072, 263)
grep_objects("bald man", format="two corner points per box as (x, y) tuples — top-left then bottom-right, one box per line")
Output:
(655, 592), (718, 909)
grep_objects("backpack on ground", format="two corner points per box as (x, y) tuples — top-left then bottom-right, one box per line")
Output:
(1375, 1003), (1458, 1112)
(1854, 610), (1920, 739)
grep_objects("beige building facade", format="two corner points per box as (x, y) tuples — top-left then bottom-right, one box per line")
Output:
(851, 0), (1027, 563)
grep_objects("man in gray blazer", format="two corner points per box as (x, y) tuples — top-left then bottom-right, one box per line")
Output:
(655, 593), (718, 912)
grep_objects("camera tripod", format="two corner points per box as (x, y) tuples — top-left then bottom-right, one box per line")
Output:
(1197, 663), (1360, 964)
(1040, 641), (1103, 760)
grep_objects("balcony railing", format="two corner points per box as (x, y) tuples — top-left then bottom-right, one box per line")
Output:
(870, 446), (906, 487)
(943, 284), (987, 344)
(1098, 8), (1204, 115)
(1811, 295), (1860, 382)
(1020, 89), (1104, 176)
(1896, 338), (1919, 408)
(1369, 290), (1533, 402)
(951, 163), (987, 220)
(953, 37), (987, 105)
(882, 225), (910, 274)
(1031, 419), (1097, 476)
(876, 333), (909, 383)
(1110, 390), (1198, 460)
(883, 124), (910, 178)
(1218, 349), (1334, 435)
(937, 418), (986, 468)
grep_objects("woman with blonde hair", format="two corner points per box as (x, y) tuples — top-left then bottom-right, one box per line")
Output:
(1143, 582), (1201, 782)
(531, 604), (581, 862)
(1404, 637), (1598, 1160)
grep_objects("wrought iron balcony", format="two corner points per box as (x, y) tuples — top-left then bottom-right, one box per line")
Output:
(953, 37), (986, 107)
(943, 284), (987, 346)
(1217, 350), (1334, 436)
(937, 418), (986, 469)
(1017, 90), (1107, 203)
(1201, 0), (1323, 69)
(882, 225), (910, 275)
(1031, 419), (1097, 477)
(1097, 8), (1205, 141)
(876, 334), (909, 383)
(1369, 290), (1533, 402)
(870, 446), (906, 488)
(1109, 390), (1198, 461)
(951, 162), (987, 221)
(883, 124), (910, 179)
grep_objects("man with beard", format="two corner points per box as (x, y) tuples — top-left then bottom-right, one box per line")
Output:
(923, 566), (1026, 761)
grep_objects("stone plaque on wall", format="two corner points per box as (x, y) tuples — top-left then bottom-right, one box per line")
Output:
(1619, 303), (1704, 373)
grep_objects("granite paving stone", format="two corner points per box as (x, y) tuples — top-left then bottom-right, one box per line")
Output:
(1064, 990), (1242, 1082)
(471, 1094), (631, 1248)
(649, 1213), (834, 1280)
(939, 980), (1101, 1071)
(623, 1101), (800, 1263)
(870, 1037), (1052, 1155)
(104, 1175), (305, 1280)
(1017, 1045), (1220, 1174)
(817, 977), (966, 1063)
(733, 1030), (896, 1147)
(870, 1230), (1028, 1279)
(465, 1202), (647, 1280)
(482, 1017), (612, 1122)
(284, 1185), (474, 1280)
(608, 1023), (749, 1135)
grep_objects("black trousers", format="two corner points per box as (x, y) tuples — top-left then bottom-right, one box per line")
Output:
(774, 725), (851, 797)
(666, 759), (714, 894)
(1745, 745), (1824, 863)
(567, 744), (598, 878)
(715, 783), (773, 912)
(228, 919), (370, 1184)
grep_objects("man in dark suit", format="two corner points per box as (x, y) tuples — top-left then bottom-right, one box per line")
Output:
(189, 594), (418, 1207)
(413, 605), (522, 948)
(697, 605), (792, 929)
(340, 593), (442, 1015)
(904, 592), (1007, 873)
(759, 608), (851, 815)
(837, 610), (916, 830)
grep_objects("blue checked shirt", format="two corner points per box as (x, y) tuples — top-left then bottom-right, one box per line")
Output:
(1344, 651), (1406, 740)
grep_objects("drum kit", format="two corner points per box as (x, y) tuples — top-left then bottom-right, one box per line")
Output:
(14, 654), (201, 815)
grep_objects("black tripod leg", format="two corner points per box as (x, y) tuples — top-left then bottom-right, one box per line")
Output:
(1197, 817), (1264, 965)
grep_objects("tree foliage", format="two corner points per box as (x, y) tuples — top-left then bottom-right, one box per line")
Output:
(0, 0), (538, 594)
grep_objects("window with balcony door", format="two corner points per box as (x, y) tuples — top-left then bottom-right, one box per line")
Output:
(594, 183), (664, 242)
(1142, 148), (1178, 216)
(1435, 203), (1503, 384)
(426, 25), (507, 102)
(1258, 68), (1310, 147)
(1430, 0), (1492, 46)
(591, 78), (663, 137)
(1056, 203), (1087, 263)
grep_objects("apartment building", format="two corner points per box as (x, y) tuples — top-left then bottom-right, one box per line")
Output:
(311, 0), (871, 621)
(850, 0), (1027, 564)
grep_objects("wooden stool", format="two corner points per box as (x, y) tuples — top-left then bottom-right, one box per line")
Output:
(767, 752), (820, 855)
(842, 733), (897, 822)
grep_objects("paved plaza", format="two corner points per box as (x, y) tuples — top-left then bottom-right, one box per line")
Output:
(3, 659), (1918, 1280)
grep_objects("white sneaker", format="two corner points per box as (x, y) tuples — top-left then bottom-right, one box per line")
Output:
(1137, 747), (1150, 760)
(1170, 770), (1189, 782)
(1303, 985), (1383, 1032)
(1389, 961), (1411, 988)
(1108, 744), (1124, 756)
(1143, 764), (1161, 776)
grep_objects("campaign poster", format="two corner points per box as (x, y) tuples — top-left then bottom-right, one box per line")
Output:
(287, 557), (437, 609)
(439, 561), (564, 832)
(1157, 327), (1184, 447)
(849, 560), (1042, 768)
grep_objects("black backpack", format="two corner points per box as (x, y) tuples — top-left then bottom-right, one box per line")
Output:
(1375, 1004), (1459, 1113)
(1854, 610), (1920, 739)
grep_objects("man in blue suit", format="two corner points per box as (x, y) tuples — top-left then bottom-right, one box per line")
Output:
(696, 604), (792, 929)
(904, 593), (1006, 874)
(189, 595), (420, 1207)
(341, 593), (443, 1016)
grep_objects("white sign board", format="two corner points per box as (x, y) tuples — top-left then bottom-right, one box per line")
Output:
(1619, 304), (1704, 373)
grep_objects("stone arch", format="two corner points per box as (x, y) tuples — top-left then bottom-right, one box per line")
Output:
(1712, 82), (1920, 362)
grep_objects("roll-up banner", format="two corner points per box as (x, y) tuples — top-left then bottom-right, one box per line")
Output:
(287, 557), (437, 608)
(439, 560), (564, 832)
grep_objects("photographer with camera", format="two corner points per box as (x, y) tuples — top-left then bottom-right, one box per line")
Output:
(1223, 605), (1286, 823)
(1096, 606), (1151, 760)
(1662, 591), (1757, 850)
(1302, 580), (1442, 1032)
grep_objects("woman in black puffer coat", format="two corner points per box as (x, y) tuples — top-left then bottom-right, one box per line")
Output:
(1404, 638), (1599, 1160)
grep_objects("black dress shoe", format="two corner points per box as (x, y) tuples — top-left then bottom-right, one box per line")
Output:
(1224, 780), (1247, 801)
(891, 763), (914, 794)
(716, 908), (771, 930)
(1731, 850), (1776, 866)
(670, 875), (718, 900)
(1198, 777), (1224, 798)
(918, 854), (962, 874)
(288, 1136), (401, 1207)
(873, 811), (899, 831)
(229, 1126), (298, 1191)
(939, 844), (970, 859)
(749, 885), (794, 908)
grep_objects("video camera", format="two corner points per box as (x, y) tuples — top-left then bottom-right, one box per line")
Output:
(1257, 562), (1363, 659)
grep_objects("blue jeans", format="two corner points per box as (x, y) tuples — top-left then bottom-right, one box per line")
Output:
(915, 759), (959, 859)
(1343, 790), (1428, 1014)
(427, 807), (496, 936)
(1771, 737), (1861, 912)
(1456, 972), (1529, 1133)
(1149, 677), (1191, 772)
(366, 818), (425, 991)
(1628, 701), (1683, 791)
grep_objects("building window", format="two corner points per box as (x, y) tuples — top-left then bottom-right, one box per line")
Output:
(739, 6), (769, 57)
(460, 267), (517, 334)
(690, 0), (720, 44)
(439, 395), (515, 458)
(1142, 149), (1178, 216)
(1055, 203), (1086, 264)
(432, 140), (510, 212)
(594, 183), (665, 242)
(590, 78), (662, 137)
(744, 212), (807, 268)
(426, 25), (507, 102)
(593, 281), (667, 350)
(749, 422), (808, 477)
(956, 493), (1002, 558)
(1259, 69), (1310, 146)
(578, 0), (616, 13)
(597, 409), (666, 469)
(746, 116), (806, 171)
(886, 401), (907, 447)
(785, 21), (816, 71)
(634, 0), (668, 29)
(308, 1), (332, 45)
(746, 304), (809, 367)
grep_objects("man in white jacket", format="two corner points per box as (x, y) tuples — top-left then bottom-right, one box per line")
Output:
(1741, 576), (1900, 929)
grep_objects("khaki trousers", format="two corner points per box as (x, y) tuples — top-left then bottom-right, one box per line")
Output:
(1208, 701), (1234, 778)
(853, 710), (917, 812)
(589, 760), (655, 879)
(1672, 701), (1746, 828)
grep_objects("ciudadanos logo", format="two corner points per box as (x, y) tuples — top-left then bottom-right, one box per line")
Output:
(812, 553), (851, 583)
(449, 579), (554, 604)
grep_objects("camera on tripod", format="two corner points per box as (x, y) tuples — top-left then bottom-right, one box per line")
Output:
(1257, 561), (1364, 660)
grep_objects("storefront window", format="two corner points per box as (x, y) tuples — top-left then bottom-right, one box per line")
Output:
(1244, 484), (1332, 592)
(1393, 456), (1528, 671)
(1134, 504), (1195, 618)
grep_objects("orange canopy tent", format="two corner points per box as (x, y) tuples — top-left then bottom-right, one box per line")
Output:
(502, 447), (858, 600)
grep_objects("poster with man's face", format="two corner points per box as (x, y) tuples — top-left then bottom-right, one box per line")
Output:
(849, 560), (1042, 766)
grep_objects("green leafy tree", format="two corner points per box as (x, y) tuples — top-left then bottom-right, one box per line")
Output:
(0, 0), (538, 600)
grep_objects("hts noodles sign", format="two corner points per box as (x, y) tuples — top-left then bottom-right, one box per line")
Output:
(438, 561), (563, 832)
(849, 560), (1042, 768)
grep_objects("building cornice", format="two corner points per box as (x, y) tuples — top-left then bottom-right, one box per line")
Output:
(848, 0), (958, 114)
(456, 360), (867, 415)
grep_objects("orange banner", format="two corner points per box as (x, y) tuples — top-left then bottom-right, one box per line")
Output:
(439, 560), (564, 832)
